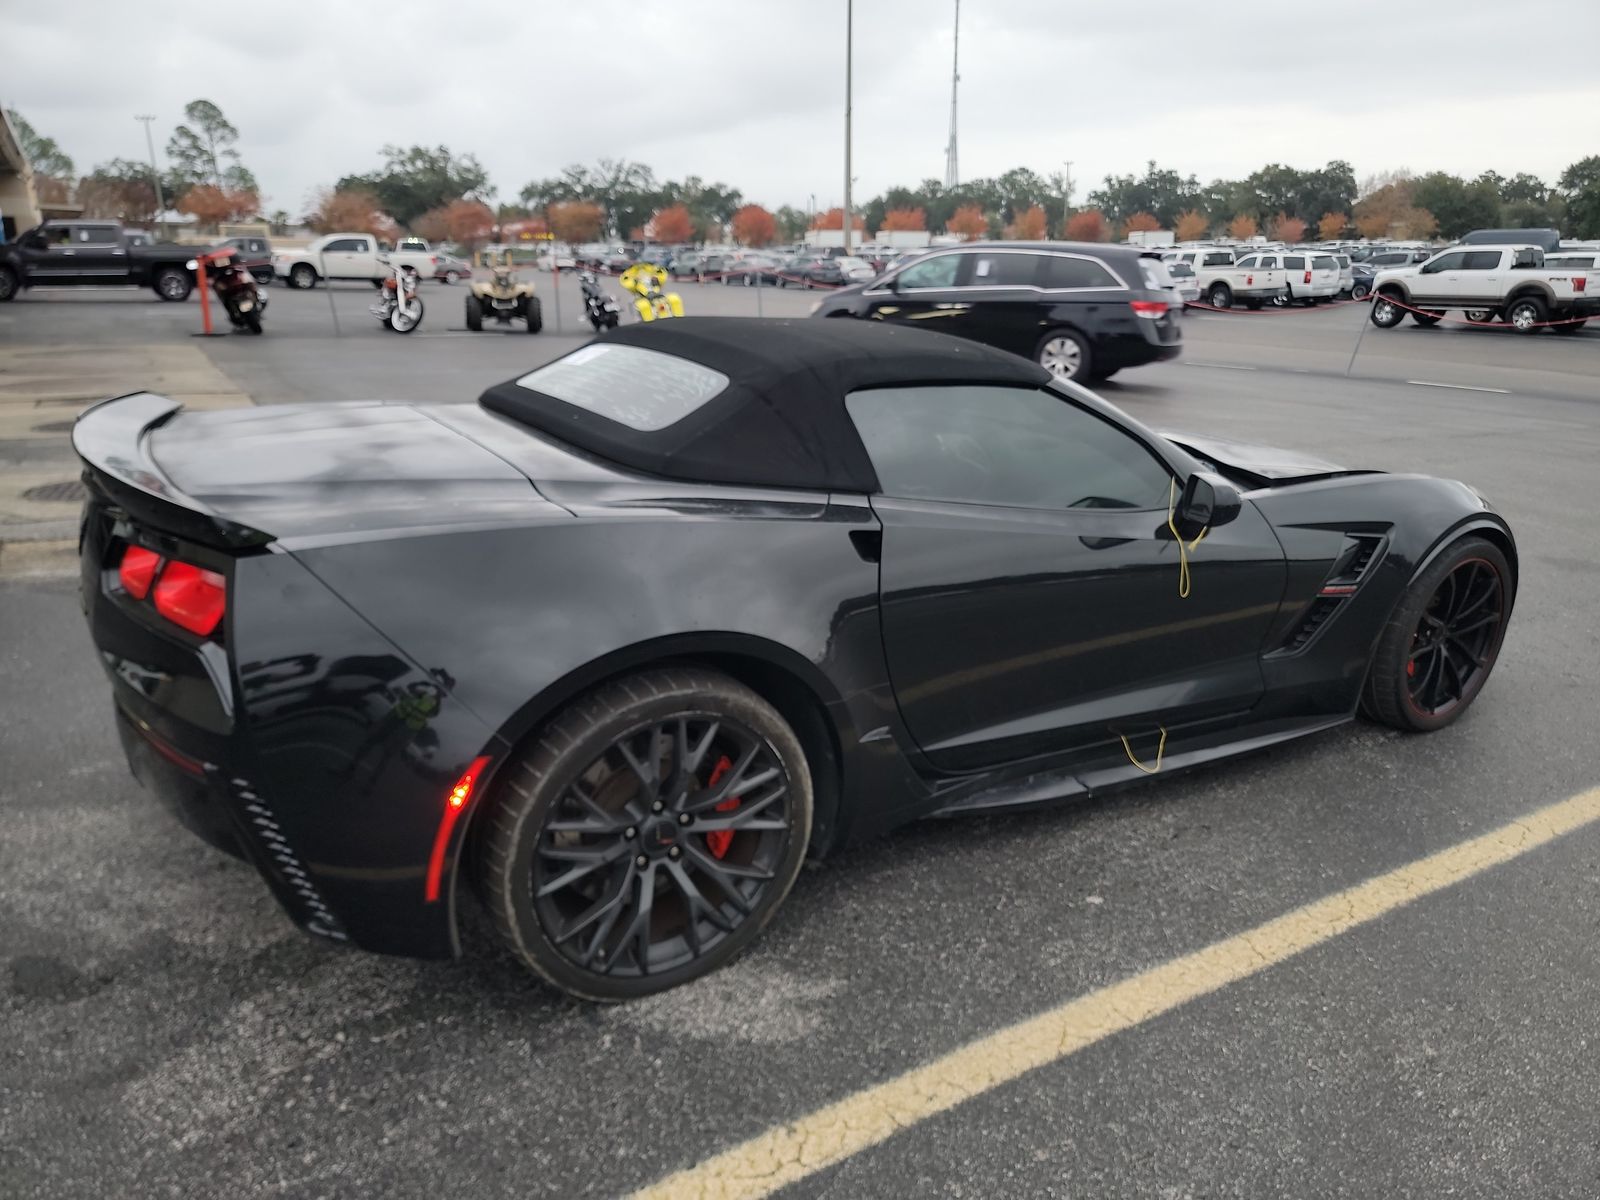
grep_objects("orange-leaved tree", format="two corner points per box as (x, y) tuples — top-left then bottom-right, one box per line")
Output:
(945, 204), (988, 240)
(1175, 210), (1209, 242)
(1270, 213), (1307, 243)
(731, 204), (777, 246)
(882, 207), (927, 231)
(649, 204), (695, 244)
(178, 184), (259, 230)
(811, 207), (866, 231)
(414, 198), (494, 248)
(1317, 211), (1348, 240)
(1123, 211), (1161, 233)
(1006, 204), (1047, 240)
(1064, 209), (1109, 241)
(548, 200), (605, 244)
(306, 187), (388, 237)
(1227, 214), (1259, 241)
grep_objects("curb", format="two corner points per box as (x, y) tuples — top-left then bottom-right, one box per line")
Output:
(0, 537), (78, 581)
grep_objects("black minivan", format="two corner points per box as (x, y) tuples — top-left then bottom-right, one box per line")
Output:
(809, 241), (1182, 383)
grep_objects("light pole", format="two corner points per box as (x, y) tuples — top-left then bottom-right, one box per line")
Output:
(843, 0), (853, 257)
(1060, 160), (1074, 238)
(135, 115), (168, 238)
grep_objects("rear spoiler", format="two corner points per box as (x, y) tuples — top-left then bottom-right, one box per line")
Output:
(72, 393), (274, 549)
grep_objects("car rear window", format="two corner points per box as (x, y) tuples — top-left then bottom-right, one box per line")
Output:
(515, 344), (729, 430)
(1166, 262), (1195, 278)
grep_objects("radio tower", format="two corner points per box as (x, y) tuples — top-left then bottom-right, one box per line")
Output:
(944, 0), (960, 189)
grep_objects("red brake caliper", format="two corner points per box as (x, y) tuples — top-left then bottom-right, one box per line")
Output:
(704, 754), (741, 859)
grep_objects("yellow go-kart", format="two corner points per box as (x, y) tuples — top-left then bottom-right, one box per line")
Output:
(618, 263), (684, 322)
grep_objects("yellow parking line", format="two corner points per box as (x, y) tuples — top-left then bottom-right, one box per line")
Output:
(632, 785), (1600, 1200)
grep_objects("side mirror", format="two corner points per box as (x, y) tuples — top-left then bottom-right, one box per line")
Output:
(1177, 471), (1241, 537)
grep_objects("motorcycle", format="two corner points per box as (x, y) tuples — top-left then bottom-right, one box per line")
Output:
(187, 247), (267, 334)
(578, 270), (621, 331)
(371, 257), (425, 333)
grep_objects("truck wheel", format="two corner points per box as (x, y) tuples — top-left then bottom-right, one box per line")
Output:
(1552, 318), (1586, 335)
(464, 295), (483, 331)
(525, 296), (543, 333)
(1463, 309), (1498, 324)
(1369, 293), (1406, 328)
(1411, 310), (1443, 327)
(153, 268), (192, 302)
(1505, 296), (1547, 334)
(1207, 283), (1232, 309)
(0, 266), (17, 302)
(289, 264), (318, 290)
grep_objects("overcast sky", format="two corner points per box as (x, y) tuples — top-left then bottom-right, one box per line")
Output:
(6, 0), (1598, 217)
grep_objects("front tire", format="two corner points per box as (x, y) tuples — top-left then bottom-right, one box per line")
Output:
(1035, 328), (1091, 382)
(0, 265), (17, 302)
(389, 296), (423, 333)
(1207, 283), (1232, 309)
(1552, 317), (1586, 335)
(524, 295), (543, 333)
(1361, 537), (1511, 733)
(464, 295), (483, 331)
(1352, 282), (1371, 301)
(479, 668), (813, 1001)
(289, 263), (318, 290)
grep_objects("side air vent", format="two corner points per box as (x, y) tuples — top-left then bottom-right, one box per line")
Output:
(1280, 596), (1341, 653)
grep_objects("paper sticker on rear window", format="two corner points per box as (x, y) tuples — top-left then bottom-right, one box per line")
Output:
(516, 344), (730, 431)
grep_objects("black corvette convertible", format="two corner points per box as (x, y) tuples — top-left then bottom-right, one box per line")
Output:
(74, 317), (1515, 999)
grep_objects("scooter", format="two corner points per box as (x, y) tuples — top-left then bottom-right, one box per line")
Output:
(371, 258), (425, 333)
(188, 246), (268, 334)
(578, 271), (621, 331)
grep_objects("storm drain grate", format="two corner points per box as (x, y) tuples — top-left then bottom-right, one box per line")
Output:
(20, 480), (87, 503)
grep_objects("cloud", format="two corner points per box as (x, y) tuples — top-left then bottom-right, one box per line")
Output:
(5, 0), (1596, 217)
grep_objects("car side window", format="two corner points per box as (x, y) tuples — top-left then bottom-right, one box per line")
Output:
(1283, 255), (1305, 270)
(969, 253), (1039, 287)
(1423, 252), (1466, 272)
(323, 238), (359, 253)
(46, 226), (73, 246)
(1259, 256), (1279, 268)
(895, 254), (963, 289)
(846, 384), (1174, 512)
(1041, 255), (1118, 289)
(1235, 256), (1257, 269)
(1461, 251), (1501, 270)
(1201, 252), (1233, 267)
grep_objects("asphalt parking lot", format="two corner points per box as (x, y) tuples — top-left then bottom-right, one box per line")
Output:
(3, 281), (1600, 1198)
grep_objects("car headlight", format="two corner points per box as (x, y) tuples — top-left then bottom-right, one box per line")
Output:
(185, 259), (198, 270)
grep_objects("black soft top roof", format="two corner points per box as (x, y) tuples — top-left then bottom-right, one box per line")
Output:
(479, 317), (1051, 492)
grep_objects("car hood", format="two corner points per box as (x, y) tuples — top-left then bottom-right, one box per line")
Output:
(1162, 431), (1380, 487)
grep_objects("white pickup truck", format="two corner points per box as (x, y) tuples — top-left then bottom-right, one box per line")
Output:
(1163, 247), (1287, 310)
(1369, 244), (1599, 334)
(274, 234), (438, 289)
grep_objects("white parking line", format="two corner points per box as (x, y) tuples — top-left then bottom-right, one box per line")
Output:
(1405, 380), (1512, 394)
(1185, 362), (1257, 371)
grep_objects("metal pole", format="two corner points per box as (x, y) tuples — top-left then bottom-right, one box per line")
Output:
(843, 0), (853, 258)
(1060, 161), (1073, 239)
(135, 115), (168, 239)
(945, 0), (960, 189)
(1344, 306), (1370, 378)
(320, 249), (341, 336)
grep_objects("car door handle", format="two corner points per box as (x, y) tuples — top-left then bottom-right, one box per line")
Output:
(932, 303), (970, 310)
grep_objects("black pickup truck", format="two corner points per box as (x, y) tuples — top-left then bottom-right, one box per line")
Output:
(0, 220), (200, 302)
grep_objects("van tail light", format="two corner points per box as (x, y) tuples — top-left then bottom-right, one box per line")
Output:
(1304, 270), (1312, 284)
(119, 545), (161, 599)
(1130, 300), (1169, 319)
(152, 561), (227, 636)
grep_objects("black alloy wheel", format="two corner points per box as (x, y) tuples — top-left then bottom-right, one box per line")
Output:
(481, 669), (812, 1000)
(1362, 537), (1511, 732)
(154, 267), (192, 301)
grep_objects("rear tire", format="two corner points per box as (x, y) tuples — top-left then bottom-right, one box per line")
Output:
(1463, 309), (1498, 324)
(1361, 537), (1511, 733)
(0, 265), (17, 302)
(1035, 328), (1091, 382)
(1505, 295), (1547, 334)
(1552, 318), (1586, 335)
(1411, 311), (1442, 327)
(478, 668), (813, 1001)
(464, 295), (483, 331)
(524, 295), (543, 333)
(1369, 292), (1406, 328)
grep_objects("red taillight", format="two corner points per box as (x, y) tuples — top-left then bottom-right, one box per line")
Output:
(119, 545), (161, 599)
(425, 755), (493, 902)
(152, 561), (226, 636)
(1304, 270), (1312, 284)
(1575, 275), (1587, 292)
(1130, 299), (1169, 319)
